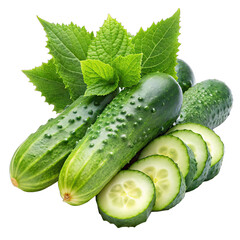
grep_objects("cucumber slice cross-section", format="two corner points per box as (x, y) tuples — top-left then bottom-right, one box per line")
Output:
(130, 155), (186, 211)
(167, 123), (224, 180)
(96, 170), (156, 228)
(139, 135), (197, 189)
(168, 130), (211, 191)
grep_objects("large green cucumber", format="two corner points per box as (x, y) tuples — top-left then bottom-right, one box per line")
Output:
(58, 72), (183, 206)
(177, 79), (233, 129)
(10, 93), (116, 191)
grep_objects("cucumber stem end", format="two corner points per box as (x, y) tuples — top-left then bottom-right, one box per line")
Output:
(11, 178), (18, 188)
(63, 193), (72, 202)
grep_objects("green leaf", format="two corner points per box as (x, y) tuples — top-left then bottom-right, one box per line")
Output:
(81, 60), (115, 85)
(38, 17), (93, 100)
(81, 59), (119, 96)
(87, 15), (134, 65)
(112, 54), (143, 87)
(84, 80), (119, 96)
(133, 9), (180, 79)
(23, 59), (72, 113)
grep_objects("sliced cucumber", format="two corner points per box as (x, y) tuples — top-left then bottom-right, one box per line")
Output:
(168, 130), (211, 191)
(168, 123), (224, 180)
(139, 135), (197, 189)
(96, 170), (156, 228)
(130, 155), (186, 211)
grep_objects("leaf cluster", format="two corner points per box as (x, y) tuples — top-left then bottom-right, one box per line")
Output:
(23, 10), (180, 112)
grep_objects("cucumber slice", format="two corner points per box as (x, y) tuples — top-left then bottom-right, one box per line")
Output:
(168, 123), (224, 180)
(139, 135), (197, 189)
(168, 130), (211, 191)
(130, 155), (186, 211)
(96, 170), (156, 228)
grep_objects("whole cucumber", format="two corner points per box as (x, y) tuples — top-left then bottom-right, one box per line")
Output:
(175, 59), (195, 93)
(177, 79), (233, 129)
(58, 72), (183, 206)
(10, 93), (116, 191)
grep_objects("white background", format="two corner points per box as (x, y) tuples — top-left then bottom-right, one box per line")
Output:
(1, 0), (239, 239)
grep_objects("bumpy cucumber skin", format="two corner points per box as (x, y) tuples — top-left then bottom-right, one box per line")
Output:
(9, 93), (115, 191)
(175, 59), (195, 93)
(184, 145), (197, 189)
(205, 156), (223, 181)
(58, 72), (183, 205)
(168, 130), (212, 191)
(96, 170), (156, 228)
(177, 79), (233, 129)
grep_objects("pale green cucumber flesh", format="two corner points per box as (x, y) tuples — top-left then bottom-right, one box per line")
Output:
(139, 135), (197, 189)
(168, 123), (224, 180)
(9, 93), (116, 191)
(96, 170), (156, 228)
(168, 130), (211, 191)
(177, 79), (233, 129)
(130, 155), (185, 211)
(58, 72), (183, 205)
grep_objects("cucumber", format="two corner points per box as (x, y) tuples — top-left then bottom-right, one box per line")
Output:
(177, 79), (233, 129)
(9, 93), (116, 191)
(175, 59), (195, 93)
(168, 123), (224, 180)
(58, 72), (183, 205)
(139, 135), (197, 189)
(96, 170), (156, 228)
(129, 155), (186, 211)
(168, 130), (211, 191)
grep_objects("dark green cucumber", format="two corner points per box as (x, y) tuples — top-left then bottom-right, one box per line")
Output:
(177, 79), (233, 129)
(58, 72), (183, 205)
(175, 59), (195, 93)
(10, 93), (116, 191)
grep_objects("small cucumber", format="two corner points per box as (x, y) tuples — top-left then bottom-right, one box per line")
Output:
(130, 155), (186, 211)
(96, 170), (156, 228)
(168, 123), (224, 180)
(175, 59), (195, 93)
(58, 72), (183, 205)
(139, 135), (197, 189)
(168, 130), (211, 191)
(177, 79), (233, 129)
(9, 93), (116, 191)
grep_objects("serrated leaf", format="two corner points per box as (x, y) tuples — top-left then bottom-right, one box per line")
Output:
(81, 59), (119, 96)
(87, 15), (134, 65)
(38, 17), (93, 100)
(23, 59), (72, 113)
(112, 54), (143, 87)
(133, 9), (180, 79)
(81, 59), (115, 85)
